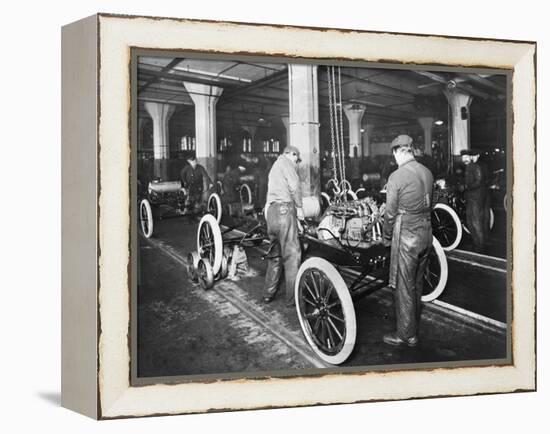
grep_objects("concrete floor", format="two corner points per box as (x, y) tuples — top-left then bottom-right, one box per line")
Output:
(137, 216), (508, 379)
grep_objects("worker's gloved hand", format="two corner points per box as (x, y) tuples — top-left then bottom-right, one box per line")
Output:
(296, 207), (305, 221)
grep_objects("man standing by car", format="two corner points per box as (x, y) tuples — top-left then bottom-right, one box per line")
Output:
(383, 135), (433, 347)
(460, 149), (491, 253)
(262, 146), (304, 307)
(180, 154), (213, 214)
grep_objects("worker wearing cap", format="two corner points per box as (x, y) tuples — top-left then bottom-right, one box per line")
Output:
(383, 135), (433, 347)
(460, 149), (490, 252)
(180, 154), (213, 214)
(262, 145), (304, 306)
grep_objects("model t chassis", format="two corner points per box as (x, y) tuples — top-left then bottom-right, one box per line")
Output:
(192, 195), (447, 365)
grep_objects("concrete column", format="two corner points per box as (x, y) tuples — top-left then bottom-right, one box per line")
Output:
(344, 104), (366, 157)
(362, 124), (375, 157)
(183, 82), (223, 178)
(288, 64), (320, 196)
(444, 89), (473, 156)
(144, 102), (175, 180)
(418, 117), (434, 156)
(137, 116), (147, 151)
(280, 115), (289, 146)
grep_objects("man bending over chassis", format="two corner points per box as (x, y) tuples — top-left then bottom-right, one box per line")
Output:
(382, 135), (433, 348)
(262, 146), (305, 307)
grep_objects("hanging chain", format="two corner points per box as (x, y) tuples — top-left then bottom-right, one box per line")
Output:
(327, 66), (338, 183)
(332, 66), (344, 186)
(337, 67), (347, 191)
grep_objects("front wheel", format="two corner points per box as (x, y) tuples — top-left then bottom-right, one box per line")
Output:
(421, 237), (448, 302)
(139, 199), (154, 238)
(295, 257), (356, 365)
(207, 192), (222, 223)
(431, 203), (462, 251)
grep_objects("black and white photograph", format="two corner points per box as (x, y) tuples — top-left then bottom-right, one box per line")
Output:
(133, 53), (510, 380)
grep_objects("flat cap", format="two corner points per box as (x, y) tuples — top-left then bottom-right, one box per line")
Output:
(460, 149), (480, 156)
(391, 134), (413, 149)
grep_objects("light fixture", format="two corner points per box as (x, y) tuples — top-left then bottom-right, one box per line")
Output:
(360, 128), (365, 133)
(434, 120), (444, 126)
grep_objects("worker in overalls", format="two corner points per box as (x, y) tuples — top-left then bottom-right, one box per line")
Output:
(460, 149), (491, 253)
(383, 135), (433, 347)
(262, 146), (304, 307)
(180, 154), (213, 214)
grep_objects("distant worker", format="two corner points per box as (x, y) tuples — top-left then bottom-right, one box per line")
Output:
(180, 154), (213, 214)
(222, 164), (246, 204)
(383, 135), (433, 347)
(262, 146), (304, 307)
(460, 149), (491, 253)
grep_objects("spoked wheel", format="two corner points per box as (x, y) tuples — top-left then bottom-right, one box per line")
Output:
(139, 199), (154, 238)
(207, 192), (223, 223)
(197, 214), (223, 276)
(197, 258), (214, 290)
(295, 257), (356, 365)
(431, 203), (462, 251)
(421, 237), (448, 302)
(186, 251), (200, 282)
(240, 183), (252, 205)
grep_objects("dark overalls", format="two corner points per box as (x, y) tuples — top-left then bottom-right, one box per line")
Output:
(180, 164), (212, 213)
(464, 161), (490, 252)
(383, 159), (434, 340)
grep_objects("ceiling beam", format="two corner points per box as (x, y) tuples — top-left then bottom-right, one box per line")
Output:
(138, 58), (184, 93)
(414, 70), (491, 100)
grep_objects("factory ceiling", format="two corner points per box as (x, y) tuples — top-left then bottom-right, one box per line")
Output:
(137, 56), (507, 132)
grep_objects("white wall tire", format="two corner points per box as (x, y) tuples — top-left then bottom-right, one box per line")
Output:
(197, 214), (223, 276)
(421, 237), (448, 302)
(207, 192), (223, 223)
(240, 183), (252, 204)
(139, 199), (154, 238)
(295, 257), (356, 365)
(432, 203), (462, 251)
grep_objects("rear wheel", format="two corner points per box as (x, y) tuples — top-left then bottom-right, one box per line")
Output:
(421, 237), (448, 302)
(295, 257), (356, 365)
(197, 214), (223, 276)
(186, 251), (200, 282)
(431, 203), (462, 251)
(240, 183), (252, 205)
(139, 199), (154, 238)
(197, 258), (214, 290)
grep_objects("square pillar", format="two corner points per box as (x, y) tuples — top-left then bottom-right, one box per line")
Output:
(444, 88), (473, 156)
(144, 102), (175, 180)
(344, 104), (366, 158)
(183, 82), (223, 178)
(418, 117), (434, 156)
(288, 64), (320, 196)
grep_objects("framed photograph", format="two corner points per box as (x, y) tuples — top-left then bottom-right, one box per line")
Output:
(61, 13), (536, 419)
